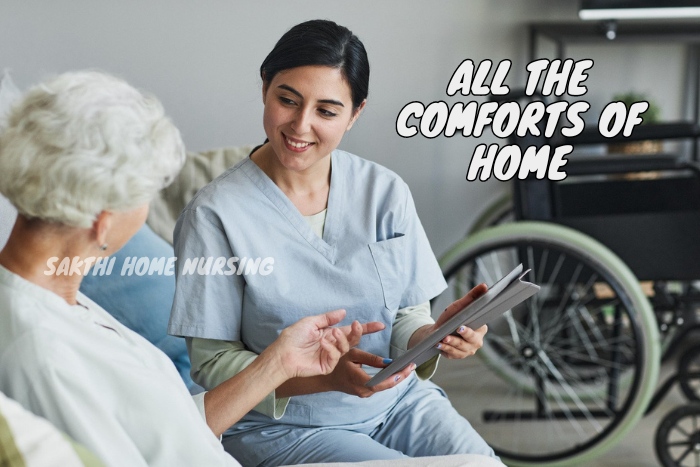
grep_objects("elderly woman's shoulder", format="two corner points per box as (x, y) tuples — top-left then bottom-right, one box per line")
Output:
(0, 267), (64, 336)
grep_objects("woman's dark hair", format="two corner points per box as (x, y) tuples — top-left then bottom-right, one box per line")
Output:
(260, 19), (369, 110)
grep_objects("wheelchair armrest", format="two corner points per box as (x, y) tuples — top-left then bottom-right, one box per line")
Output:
(553, 121), (700, 146)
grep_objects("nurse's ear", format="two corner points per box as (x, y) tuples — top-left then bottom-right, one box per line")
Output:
(346, 100), (366, 132)
(262, 74), (270, 103)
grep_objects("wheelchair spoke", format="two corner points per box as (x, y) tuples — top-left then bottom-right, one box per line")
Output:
(676, 445), (694, 464)
(433, 226), (657, 465)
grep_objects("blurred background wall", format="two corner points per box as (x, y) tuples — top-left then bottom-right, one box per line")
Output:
(0, 0), (688, 255)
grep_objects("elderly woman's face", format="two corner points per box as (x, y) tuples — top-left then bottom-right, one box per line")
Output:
(262, 65), (362, 174)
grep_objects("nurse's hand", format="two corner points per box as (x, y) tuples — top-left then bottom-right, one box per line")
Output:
(409, 283), (489, 359)
(271, 309), (385, 379)
(324, 348), (415, 398)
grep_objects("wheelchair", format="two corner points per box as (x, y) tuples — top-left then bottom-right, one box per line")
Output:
(429, 94), (700, 466)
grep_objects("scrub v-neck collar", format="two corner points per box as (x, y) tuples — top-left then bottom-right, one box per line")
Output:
(240, 150), (344, 264)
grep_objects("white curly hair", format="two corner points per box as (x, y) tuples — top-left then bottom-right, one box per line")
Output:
(0, 70), (185, 227)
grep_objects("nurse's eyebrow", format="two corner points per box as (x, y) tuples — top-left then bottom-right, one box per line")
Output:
(277, 84), (345, 107)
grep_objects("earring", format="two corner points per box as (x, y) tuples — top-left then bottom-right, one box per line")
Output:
(100, 244), (108, 251)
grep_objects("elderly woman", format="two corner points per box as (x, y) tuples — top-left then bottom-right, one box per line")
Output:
(0, 70), (375, 467)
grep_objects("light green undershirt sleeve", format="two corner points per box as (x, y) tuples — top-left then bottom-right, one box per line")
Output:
(187, 338), (290, 419)
(390, 301), (440, 380)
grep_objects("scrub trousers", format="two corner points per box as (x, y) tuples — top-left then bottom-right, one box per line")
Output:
(224, 377), (499, 467)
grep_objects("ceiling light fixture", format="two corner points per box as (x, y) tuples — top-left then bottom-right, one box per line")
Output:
(580, 1), (700, 20)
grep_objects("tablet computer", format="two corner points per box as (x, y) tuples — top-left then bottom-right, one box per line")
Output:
(365, 263), (540, 387)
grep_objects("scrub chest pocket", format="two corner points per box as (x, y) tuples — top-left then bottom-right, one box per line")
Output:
(368, 234), (407, 311)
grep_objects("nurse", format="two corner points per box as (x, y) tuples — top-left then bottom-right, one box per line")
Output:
(169, 19), (499, 466)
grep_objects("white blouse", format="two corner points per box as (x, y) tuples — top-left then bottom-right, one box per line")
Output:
(0, 265), (239, 467)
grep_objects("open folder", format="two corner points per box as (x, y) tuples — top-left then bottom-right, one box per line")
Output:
(366, 263), (540, 387)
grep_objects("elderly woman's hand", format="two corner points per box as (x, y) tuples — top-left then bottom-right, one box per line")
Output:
(270, 309), (385, 379)
(409, 284), (489, 359)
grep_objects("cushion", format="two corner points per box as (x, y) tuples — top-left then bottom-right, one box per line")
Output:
(0, 71), (20, 250)
(0, 195), (16, 250)
(0, 391), (104, 466)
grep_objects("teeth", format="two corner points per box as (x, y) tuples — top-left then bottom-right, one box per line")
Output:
(286, 137), (311, 149)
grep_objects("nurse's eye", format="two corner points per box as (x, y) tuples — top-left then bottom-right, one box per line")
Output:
(318, 108), (338, 117)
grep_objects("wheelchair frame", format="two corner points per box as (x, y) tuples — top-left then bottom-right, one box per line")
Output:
(431, 109), (700, 466)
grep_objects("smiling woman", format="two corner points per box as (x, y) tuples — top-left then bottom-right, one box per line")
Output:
(256, 65), (364, 207)
(168, 19), (503, 467)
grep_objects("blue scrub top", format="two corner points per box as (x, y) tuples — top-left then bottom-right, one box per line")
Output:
(169, 150), (446, 428)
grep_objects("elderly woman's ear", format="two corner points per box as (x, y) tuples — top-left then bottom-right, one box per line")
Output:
(89, 204), (150, 256)
(92, 211), (112, 252)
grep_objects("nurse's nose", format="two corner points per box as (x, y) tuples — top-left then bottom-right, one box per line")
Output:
(291, 108), (312, 135)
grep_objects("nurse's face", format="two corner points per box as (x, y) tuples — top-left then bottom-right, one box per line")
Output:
(262, 65), (364, 174)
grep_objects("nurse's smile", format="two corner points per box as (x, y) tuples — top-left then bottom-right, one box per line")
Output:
(283, 133), (314, 152)
(260, 65), (362, 175)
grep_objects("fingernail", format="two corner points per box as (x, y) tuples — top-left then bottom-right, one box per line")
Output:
(459, 326), (466, 333)
(383, 358), (393, 364)
(437, 343), (442, 350)
(394, 375), (401, 382)
(410, 363), (417, 371)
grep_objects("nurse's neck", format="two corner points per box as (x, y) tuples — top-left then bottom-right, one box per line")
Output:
(252, 144), (331, 216)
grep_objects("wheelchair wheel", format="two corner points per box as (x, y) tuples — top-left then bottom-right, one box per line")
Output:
(656, 404), (700, 467)
(432, 222), (660, 466)
(679, 346), (700, 403)
(464, 192), (680, 358)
